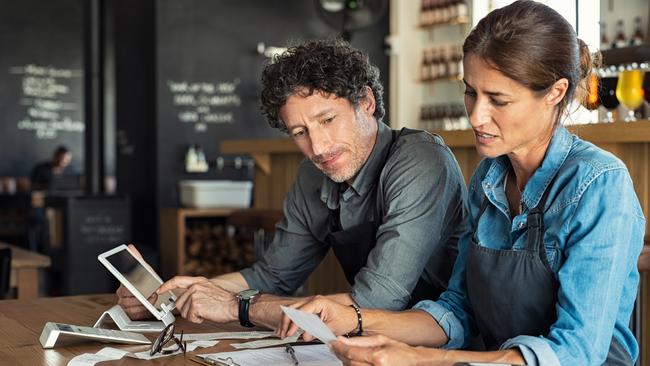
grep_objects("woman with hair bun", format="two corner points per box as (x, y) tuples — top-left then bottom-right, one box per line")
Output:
(278, 1), (645, 365)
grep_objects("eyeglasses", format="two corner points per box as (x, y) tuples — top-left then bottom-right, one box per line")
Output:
(150, 323), (187, 356)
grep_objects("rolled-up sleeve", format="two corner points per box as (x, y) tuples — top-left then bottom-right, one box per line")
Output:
(351, 141), (467, 310)
(501, 335), (560, 366)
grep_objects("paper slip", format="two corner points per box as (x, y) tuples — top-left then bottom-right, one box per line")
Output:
(67, 340), (218, 365)
(199, 344), (341, 366)
(231, 330), (302, 349)
(176, 330), (275, 341)
(280, 306), (336, 344)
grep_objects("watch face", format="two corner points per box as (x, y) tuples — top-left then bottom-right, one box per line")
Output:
(238, 289), (259, 300)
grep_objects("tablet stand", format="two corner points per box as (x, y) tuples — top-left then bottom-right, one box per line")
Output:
(93, 305), (172, 333)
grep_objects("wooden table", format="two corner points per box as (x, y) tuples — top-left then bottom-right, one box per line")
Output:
(1, 242), (51, 299)
(0, 294), (273, 365)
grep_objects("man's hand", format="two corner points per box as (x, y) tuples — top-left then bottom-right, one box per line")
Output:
(276, 295), (358, 341)
(115, 244), (158, 320)
(116, 284), (158, 320)
(156, 276), (238, 324)
(330, 335), (440, 366)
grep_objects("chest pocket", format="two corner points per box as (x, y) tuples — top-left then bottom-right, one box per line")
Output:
(510, 227), (561, 272)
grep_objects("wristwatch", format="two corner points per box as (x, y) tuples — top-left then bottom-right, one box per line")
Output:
(236, 289), (259, 327)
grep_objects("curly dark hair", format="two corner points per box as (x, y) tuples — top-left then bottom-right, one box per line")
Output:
(260, 38), (385, 132)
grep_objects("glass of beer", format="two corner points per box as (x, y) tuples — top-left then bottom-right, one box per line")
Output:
(598, 68), (620, 123)
(582, 73), (600, 111)
(643, 62), (650, 104)
(616, 66), (645, 122)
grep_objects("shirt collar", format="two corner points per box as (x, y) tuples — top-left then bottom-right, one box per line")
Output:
(320, 121), (392, 208)
(482, 125), (574, 210)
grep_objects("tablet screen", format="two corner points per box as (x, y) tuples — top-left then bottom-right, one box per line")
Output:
(104, 249), (174, 311)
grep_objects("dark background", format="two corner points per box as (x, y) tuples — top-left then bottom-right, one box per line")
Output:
(1, 0), (389, 259)
(0, 0), (85, 176)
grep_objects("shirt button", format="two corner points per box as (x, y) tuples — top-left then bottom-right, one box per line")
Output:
(518, 222), (525, 229)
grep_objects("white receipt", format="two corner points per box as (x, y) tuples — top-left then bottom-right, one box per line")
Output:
(231, 331), (302, 349)
(67, 340), (218, 365)
(199, 344), (341, 366)
(177, 330), (276, 341)
(280, 306), (336, 344)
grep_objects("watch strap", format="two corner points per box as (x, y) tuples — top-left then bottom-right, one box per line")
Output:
(238, 297), (255, 328)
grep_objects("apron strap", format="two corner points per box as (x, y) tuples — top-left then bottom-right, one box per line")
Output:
(524, 174), (559, 278)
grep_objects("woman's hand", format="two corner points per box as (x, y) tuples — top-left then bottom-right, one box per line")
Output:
(276, 295), (359, 341)
(330, 335), (443, 366)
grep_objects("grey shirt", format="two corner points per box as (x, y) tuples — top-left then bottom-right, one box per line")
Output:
(240, 121), (468, 310)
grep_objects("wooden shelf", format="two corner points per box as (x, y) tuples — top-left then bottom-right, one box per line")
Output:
(160, 207), (237, 278)
(429, 121), (650, 147)
(173, 207), (237, 218)
(418, 74), (463, 84)
(601, 44), (650, 66)
(418, 15), (469, 29)
(221, 138), (298, 154)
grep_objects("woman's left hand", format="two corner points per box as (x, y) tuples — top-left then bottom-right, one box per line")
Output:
(330, 335), (448, 366)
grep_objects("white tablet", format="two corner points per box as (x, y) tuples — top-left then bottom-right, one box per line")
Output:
(98, 245), (176, 325)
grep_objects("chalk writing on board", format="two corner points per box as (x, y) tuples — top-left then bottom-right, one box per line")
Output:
(79, 212), (125, 244)
(167, 79), (242, 132)
(9, 64), (84, 140)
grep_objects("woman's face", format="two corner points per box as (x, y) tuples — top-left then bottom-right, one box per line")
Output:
(462, 54), (559, 160)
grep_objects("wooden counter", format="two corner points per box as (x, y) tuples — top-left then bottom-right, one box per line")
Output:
(0, 294), (273, 366)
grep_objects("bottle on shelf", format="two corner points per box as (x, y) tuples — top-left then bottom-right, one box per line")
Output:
(438, 46), (449, 79)
(455, 44), (464, 79)
(420, 45), (464, 83)
(420, 103), (468, 131)
(419, 0), (428, 26)
(447, 0), (458, 22)
(421, 48), (432, 81)
(446, 45), (459, 79)
(456, 0), (468, 20)
(613, 20), (627, 48)
(600, 22), (609, 51)
(419, 0), (468, 27)
(630, 17), (644, 46)
(429, 47), (440, 80)
(440, 0), (452, 24)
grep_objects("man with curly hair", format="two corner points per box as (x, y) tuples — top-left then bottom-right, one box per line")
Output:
(118, 39), (467, 331)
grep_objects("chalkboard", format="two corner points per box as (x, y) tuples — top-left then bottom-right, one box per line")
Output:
(155, 0), (389, 207)
(0, 0), (85, 177)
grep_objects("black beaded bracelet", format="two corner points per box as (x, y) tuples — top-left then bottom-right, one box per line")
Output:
(346, 303), (363, 337)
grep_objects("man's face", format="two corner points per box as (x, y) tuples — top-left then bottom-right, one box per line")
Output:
(54, 152), (72, 168)
(279, 89), (378, 184)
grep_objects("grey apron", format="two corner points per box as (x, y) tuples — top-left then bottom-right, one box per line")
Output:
(466, 175), (632, 365)
(325, 128), (449, 307)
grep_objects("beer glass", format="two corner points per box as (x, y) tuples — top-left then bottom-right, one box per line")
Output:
(616, 68), (645, 122)
(643, 64), (650, 104)
(598, 76), (619, 123)
(583, 73), (600, 110)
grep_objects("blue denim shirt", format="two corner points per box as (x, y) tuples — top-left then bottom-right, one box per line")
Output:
(414, 126), (645, 365)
